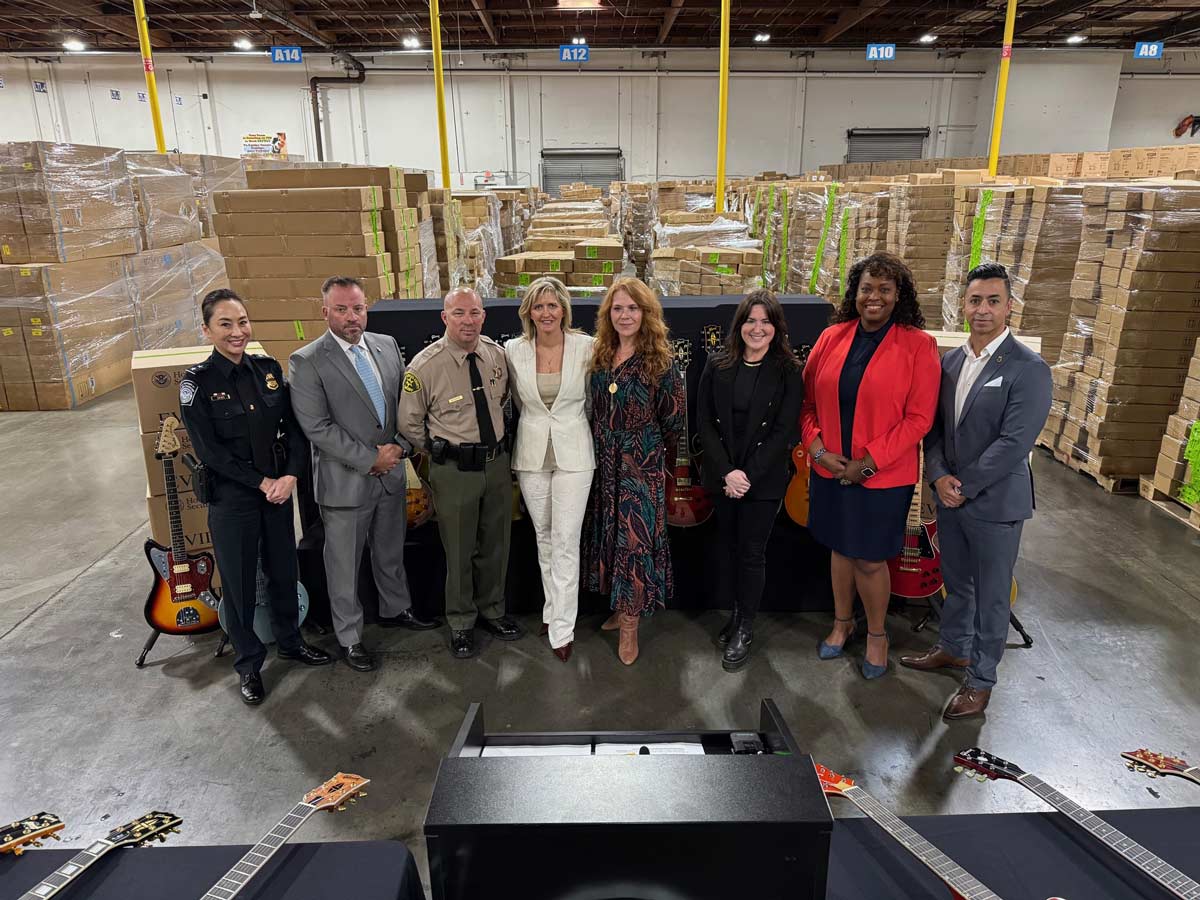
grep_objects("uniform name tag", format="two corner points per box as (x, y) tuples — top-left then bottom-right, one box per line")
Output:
(448, 394), (464, 403)
(210, 392), (230, 401)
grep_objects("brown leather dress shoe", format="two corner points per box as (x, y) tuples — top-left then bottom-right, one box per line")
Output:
(539, 622), (550, 637)
(900, 647), (969, 671)
(553, 641), (573, 662)
(943, 685), (991, 720)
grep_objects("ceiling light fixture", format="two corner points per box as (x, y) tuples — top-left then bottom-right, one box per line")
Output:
(248, 0), (264, 19)
(556, 0), (602, 8)
(1066, 34), (1087, 44)
(233, 38), (254, 50)
(62, 39), (86, 52)
(403, 36), (420, 49)
(572, 36), (588, 45)
(918, 33), (937, 44)
(754, 33), (770, 43)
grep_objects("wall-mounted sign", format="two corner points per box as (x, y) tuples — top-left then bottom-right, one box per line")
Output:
(110, 89), (121, 100)
(866, 43), (896, 61)
(175, 95), (183, 106)
(33, 80), (47, 93)
(270, 46), (303, 64)
(137, 91), (148, 102)
(1134, 41), (1164, 59)
(559, 44), (589, 63)
(0, 76), (5, 89)
(242, 132), (288, 156)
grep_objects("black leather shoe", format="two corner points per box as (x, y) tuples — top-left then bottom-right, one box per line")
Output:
(451, 629), (476, 659)
(378, 608), (442, 630)
(478, 615), (523, 641)
(717, 614), (740, 646)
(240, 673), (265, 705)
(722, 626), (753, 672)
(342, 643), (377, 672)
(277, 642), (334, 666)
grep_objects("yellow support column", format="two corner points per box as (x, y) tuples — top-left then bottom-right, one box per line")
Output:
(132, 0), (167, 153)
(714, 0), (731, 213)
(986, 0), (1020, 177)
(428, 0), (453, 189)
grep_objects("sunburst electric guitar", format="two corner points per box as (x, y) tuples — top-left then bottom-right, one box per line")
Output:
(143, 414), (220, 636)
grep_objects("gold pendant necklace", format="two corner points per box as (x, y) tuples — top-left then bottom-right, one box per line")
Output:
(609, 381), (618, 394)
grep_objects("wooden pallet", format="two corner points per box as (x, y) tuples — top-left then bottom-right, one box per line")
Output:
(1039, 446), (1142, 495)
(1138, 476), (1200, 534)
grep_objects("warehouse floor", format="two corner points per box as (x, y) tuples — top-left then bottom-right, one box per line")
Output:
(3, 383), (1199, 892)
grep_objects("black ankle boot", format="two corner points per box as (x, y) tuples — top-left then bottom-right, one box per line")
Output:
(722, 624), (753, 671)
(717, 604), (740, 645)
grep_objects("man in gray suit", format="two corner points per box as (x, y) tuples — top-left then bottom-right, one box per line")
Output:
(903, 263), (1052, 720)
(289, 276), (440, 672)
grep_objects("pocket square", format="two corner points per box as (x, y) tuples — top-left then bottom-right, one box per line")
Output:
(983, 376), (1003, 388)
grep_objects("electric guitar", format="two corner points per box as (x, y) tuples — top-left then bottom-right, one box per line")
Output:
(405, 454), (434, 528)
(1, 813), (63, 856)
(815, 763), (1006, 900)
(16, 811), (181, 899)
(666, 338), (713, 527)
(200, 773), (368, 900)
(1122, 749), (1200, 787)
(217, 551), (310, 645)
(783, 443), (811, 526)
(888, 454), (943, 599)
(954, 748), (1200, 899)
(143, 415), (221, 636)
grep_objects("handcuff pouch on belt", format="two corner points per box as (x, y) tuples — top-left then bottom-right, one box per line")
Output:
(182, 452), (214, 504)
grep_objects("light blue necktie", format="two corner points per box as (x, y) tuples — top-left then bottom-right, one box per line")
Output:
(351, 344), (387, 426)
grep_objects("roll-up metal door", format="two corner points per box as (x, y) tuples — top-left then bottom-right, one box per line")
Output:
(541, 148), (624, 195)
(845, 128), (930, 163)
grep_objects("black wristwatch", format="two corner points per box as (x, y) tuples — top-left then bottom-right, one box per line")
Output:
(861, 465), (876, 479)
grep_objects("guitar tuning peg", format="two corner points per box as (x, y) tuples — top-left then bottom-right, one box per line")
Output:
(336, 805), (347, 812)
(348, 798), (357, 804)
(357, 791), (367, 798)
(50, 834), (61, 841)
(12, 846), (24, 856)
(953, 766), (964, 774)
(975, 774), (989, 783)
(170, 828), (180, 834)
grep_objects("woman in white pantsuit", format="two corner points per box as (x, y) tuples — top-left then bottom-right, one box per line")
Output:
(505, 277), (596, 662)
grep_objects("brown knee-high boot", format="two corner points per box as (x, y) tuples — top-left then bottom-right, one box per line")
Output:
(618, 613), (639, 665)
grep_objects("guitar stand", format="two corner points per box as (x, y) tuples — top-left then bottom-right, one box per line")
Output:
(135, 628), (231, 667)
(911, 596), (1034, 648)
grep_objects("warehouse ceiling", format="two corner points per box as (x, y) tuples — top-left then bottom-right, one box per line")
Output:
(1, 0), (1198, 54)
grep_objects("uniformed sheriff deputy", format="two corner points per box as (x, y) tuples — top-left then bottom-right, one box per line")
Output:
(180, 289), (333, 706)
(398, 287), (524, 658)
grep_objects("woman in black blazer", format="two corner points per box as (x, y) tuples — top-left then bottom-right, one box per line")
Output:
(697, 289), (804, 671)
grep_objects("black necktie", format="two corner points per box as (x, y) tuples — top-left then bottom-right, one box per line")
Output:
(466, 352), (498, 447)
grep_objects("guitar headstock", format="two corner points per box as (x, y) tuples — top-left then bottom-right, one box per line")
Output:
(813, 763), (856, 796)
(154, 414), (182, 459)
(953, 748), (1027, 783)
(305, 773), (370, 812)
(1122, 749), (1190, 779)
(105, 811), (182, 848)
(670, 338), (693, 372)
(0, 813), (64, 855)
(701, 324), (723, 352)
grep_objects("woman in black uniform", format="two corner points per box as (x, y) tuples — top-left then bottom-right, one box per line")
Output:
(180, 289), (332, 706)
(697, 290), (804, 672)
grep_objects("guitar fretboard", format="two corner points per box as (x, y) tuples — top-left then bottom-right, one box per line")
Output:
(1019, 774), (1200, 899)
(201, 802), (316, 900)
(1184, 767), (1200, 786)
(19, 840), (112, 899)
(843, 787), (1002, 900)
(163, 456), (187, 561)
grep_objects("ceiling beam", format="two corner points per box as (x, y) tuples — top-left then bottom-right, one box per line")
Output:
(468, 0), (499, 43)
(818, 0), (888, 43)
(36, 2), (173, 45)
(1127, 8), (1200, 41)
(657, 0), (684, 44)
(975, 0), (1097, 44)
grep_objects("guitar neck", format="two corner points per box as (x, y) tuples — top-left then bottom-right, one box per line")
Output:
(19, 840), (114, 899)
(1018, 774), (1200, 899)
(842, 787), (1001, 900)
(162, 455), (187, 560)
(1182, 767), (1200, 787)
(201, 802), (317, 900)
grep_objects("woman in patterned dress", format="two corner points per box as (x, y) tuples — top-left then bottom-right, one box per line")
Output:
(582, 277), (686, 665)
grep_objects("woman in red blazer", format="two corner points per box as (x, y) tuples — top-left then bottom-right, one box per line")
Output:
(800, 252), (940, 680)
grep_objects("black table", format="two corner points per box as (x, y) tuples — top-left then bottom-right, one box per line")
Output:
(830, 806), (1200, 899)
(0, 840), (424, 900)
(297, 294), (836, 626)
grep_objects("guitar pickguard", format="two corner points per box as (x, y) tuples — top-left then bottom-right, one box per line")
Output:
(149, 545), (170, 581)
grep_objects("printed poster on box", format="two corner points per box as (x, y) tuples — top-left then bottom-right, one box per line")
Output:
(241, 132), (288, 157)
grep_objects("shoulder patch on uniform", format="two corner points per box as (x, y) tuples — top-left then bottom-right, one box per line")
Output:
(402, 371), (422, 393)
(180, 379), (198, 406)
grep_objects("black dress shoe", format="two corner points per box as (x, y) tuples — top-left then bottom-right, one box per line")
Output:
(240, 673), (265, 705)
(342, 643), (377, 672)
(722, 626), (753, 672)
(451, 629), (476, 658)
(277, 642), (334, 666)
(378, 608), (442, 630)
(478, 615), (523, 641)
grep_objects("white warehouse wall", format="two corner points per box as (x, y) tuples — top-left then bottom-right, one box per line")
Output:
(0, 47), (1193, 185)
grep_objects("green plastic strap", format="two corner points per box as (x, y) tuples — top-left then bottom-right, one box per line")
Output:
(1178, 420), (1200, 505)
(367, 186), (386, 260)
(778, 188), (791, 289)
(602, 260), (614, 274)
(837, 206), (851, 295)
(754, 187), (764, 237)
(968, 188), (994, 271)
(808, 182), (839, 295)
(587, 246), (598, 259)
(549, 259), (561, 272)
(761, 186), (777, 289)
(292, 320), (305, 341)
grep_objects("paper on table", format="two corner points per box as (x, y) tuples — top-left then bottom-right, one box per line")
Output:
(594, 742), (706, 756)
(479, 744), (593, 757)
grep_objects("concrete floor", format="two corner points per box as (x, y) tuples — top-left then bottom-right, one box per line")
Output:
(3, 383), (1199, 892)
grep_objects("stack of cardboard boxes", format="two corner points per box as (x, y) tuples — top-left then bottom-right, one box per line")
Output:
(650, 245), (763, 297)
(494, 237), (626, 298)
(126, 153), (204, 250)
(887, 179), (956, 328)
(615, 183), (654, 276)
(492, 188), (531, 255)
(171, 153), (249, 238)
(1142, 337), (1200, 524)
(426, 189), (466, 294)
(653, 181), (715, 220)
(841, 182), (891, 268)
(453, 191), (502, 297)
(1042, 183), (1200, 486)
(527, 201), (612, 245)
(560, 183), (602, 201)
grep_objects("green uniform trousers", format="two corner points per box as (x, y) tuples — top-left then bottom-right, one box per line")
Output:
(428, 451), (512, 631)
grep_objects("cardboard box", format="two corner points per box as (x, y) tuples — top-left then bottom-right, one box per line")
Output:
(218, 233), (387, 258)
(245, 166), (402, 193)
(243, 299), (326, 321)
(1118, 270), (1200, 292)
(131, 342), (266, 433)
(249, 320), (326, 342)
(567, 272), (614, 288)
(224, 255), (391, 280)
(574, 239), (624, 261)
(147, 486), (211, 550)
(212, 211), (386, 236)
(30, 354), (133, 409)
(1, 381), (37, 410)
(229, 274), (393, 302)
(214, 186), (398, 214)
(1, 229), (141, 264)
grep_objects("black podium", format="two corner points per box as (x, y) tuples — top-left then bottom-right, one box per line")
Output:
(423, 699), (832, 900)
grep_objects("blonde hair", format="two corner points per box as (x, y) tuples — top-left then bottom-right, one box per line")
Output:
(591, 276), (672, 378)
(517, 276), (575, 341)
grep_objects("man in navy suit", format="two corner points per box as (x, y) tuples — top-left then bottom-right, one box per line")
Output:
(903, 263), (1052, 720)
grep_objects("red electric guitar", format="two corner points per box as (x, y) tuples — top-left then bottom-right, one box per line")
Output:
(1122, 749), (1200, 787)
(142, 415), (221, 637)
(888, 455), (943, 599)
(666, 338), (712, 527)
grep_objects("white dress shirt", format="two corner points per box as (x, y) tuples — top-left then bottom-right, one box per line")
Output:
(955, 327), (1009, 426)
(330, 330), (384, 390)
